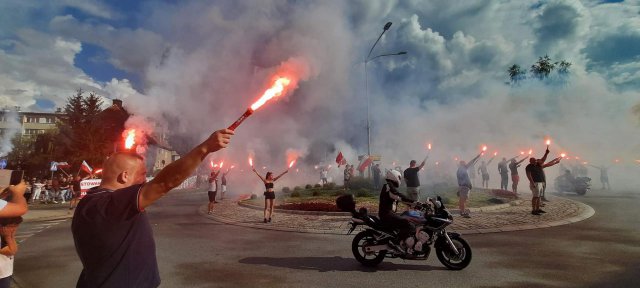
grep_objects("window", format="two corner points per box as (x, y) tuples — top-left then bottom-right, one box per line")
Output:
(39, 117), (47, 123)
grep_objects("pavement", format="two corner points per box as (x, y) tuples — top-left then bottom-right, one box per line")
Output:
(201, 192), (595, 235)
(10, 188), (640, 288)
(22, 202), (75, 221)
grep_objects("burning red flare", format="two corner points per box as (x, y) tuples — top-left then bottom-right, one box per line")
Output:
(289, 160), (296, 168)
(546, 139), (551, 146)
(482, 145), (487, 152)
(94, 168), (103, 174)
(219, 161), (224, 169)
(528, 149), (533, 155)
(251, 77), (291, 111)
(249, 157), (253, 167)
(493, 152), (498, 156)
(427, 143), (432, 150)
(228, 77), (294, 131)
(561, 153), (566, 158)
(124, 129), (136, 149)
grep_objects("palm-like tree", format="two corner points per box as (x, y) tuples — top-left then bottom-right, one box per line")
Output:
(530, 55), (556, 79)
(508, 64), (525, 83)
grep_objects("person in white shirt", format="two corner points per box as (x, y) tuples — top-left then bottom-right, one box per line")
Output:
(31, 179), (45, 203)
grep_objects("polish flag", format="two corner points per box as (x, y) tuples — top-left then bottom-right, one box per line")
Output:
(357, 156), (373, 173)
(81, 160), (93, 174)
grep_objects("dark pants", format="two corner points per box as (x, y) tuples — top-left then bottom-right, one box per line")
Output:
(380, 213), (414, 240)
(500, 173), (509, 190)
(0, 276), (11, 288)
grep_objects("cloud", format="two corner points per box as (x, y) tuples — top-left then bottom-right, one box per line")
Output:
(1, 0), (639, 191)
(532, 0), (590, 56)
(50, 15), (166, 74)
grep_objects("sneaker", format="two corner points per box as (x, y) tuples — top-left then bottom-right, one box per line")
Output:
(52, 201), (59, 204)
(207, 210), (212, 215)
(537, 209), (546, 213)
(268, 218), (272, 223)
(531, 211), (541, 215)
(264, 218), (268, 223)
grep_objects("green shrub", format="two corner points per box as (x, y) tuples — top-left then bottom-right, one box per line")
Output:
(349, 176), (373, 191)
(314, 183), (322, 188)
(282, 186), (291, 193)
(293, 186), (303, 192)
(250, 194), (258, 200)
(331, 191), (344, 197)
(312, 190), (321, 196)
(323, 182), (336, 190)
(355, 188), (371, 197)
(305, 184), (313, 189)
(291, 191), (301, 197)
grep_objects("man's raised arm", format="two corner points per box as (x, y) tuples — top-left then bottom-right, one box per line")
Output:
(139, 129), (233, 210)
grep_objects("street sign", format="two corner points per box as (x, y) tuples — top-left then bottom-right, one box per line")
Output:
(0, 159), (6, 169)
(50, 161), (58, 171)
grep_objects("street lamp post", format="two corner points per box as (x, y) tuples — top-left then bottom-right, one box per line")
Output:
(364, 22), (407, 178)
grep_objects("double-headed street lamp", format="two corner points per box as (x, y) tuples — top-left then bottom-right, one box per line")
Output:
(364, 22), (407, 177)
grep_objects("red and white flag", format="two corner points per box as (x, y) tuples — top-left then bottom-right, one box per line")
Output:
(336, 152), (347, 167)
(56, 162), (70, 168)
(81, 160), (93, 174)
(357, 155), (373, 173)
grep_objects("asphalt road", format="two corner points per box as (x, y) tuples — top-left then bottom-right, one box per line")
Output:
(13, 189), (640, 288)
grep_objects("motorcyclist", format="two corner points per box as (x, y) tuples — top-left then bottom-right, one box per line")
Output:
(379, 169), (417, 253)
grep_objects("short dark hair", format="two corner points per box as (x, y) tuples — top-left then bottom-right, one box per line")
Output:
(410, 160), (417, 166)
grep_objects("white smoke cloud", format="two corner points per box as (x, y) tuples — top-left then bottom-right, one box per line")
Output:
(1, 0), (639, 193)
(0, 110), (20, 158)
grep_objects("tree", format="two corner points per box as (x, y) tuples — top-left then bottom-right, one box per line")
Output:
(507, 56), (572, 84)
(530, 55), (556, 79)
(508, 64), (526, 84)
(558, 60), (572, 75)
(55, 89), (110, 170)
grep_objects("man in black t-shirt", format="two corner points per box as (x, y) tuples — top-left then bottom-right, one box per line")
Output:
(525, 149), (561, 215)
(72, 129), (233, 288)
(403, 157), (427, 201)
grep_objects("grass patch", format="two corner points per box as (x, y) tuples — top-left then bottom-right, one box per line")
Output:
(242, 184), (513, 212)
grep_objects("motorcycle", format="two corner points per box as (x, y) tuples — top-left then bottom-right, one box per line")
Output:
(336, 194), (472, 270)
(554, 175), (591, 195)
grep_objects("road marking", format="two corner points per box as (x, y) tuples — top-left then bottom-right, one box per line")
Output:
(16, 219), (69, 244)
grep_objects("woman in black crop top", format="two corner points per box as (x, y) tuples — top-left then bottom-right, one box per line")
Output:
(252, 168), (288, 223)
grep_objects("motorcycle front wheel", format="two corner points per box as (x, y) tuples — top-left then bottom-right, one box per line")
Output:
(352, 230), (386, 267)
(436, 236), (472, 270)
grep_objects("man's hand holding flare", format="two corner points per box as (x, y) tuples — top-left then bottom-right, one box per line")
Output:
(203, 129), (234, 154)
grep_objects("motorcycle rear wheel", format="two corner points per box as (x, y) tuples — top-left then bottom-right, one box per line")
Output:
(436, 236), (472, 270)
(352, 231), (386, 267)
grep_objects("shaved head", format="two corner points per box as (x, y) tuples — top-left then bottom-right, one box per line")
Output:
(101, 152), (146, 189)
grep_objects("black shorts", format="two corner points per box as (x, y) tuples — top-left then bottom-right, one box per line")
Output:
(208, 191), (217, 202)
(264, 191), (275, 199)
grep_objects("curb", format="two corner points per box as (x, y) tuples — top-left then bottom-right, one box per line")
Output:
(455, 200), (596, 234)
(237, 198), (523, 216)
(203, 196), (595, 235)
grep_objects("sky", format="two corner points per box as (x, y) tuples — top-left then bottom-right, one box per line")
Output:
(0, 0), (639, 190)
